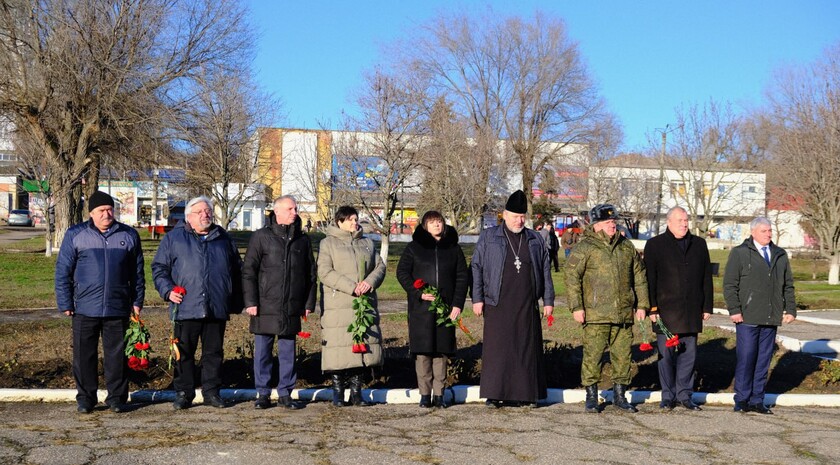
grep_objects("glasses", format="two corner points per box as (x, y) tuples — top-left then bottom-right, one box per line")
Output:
(190, 209), (212, 216)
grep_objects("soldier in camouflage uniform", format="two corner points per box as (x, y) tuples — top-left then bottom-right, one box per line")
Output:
(565, 204), (649, 413)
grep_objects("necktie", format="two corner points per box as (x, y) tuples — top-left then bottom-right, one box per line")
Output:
(762, 246), (771, 266)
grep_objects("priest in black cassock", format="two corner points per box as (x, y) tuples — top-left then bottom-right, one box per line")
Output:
(471, 190), (555, 407)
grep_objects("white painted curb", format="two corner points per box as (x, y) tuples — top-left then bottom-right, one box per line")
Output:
(3, 386), (840, 407)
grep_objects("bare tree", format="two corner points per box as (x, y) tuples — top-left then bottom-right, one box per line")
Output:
(666, 101), (763, 235)
(416, 98), (493, 233)
(764, 43), (840, 284)
(177, 67), (277, 229)
(406, 11), (613, 215)
(0, 0), (250, 245)
(332, 70), (427, 260)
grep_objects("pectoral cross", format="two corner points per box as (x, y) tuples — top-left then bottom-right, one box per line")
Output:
(514, 256), (522, 273)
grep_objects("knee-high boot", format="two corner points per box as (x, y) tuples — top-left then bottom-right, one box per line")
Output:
(349, 373), (372, 406)
(331, 373), (345, 407)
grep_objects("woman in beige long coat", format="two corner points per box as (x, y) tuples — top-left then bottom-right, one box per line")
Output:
(318, 206), (386, 406)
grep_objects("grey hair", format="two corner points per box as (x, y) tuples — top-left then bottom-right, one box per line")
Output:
(666, 206), (687, 220)
(750, 217), (772, 230)
(186, 196), (214, 215)
(273, 195), (297, 207)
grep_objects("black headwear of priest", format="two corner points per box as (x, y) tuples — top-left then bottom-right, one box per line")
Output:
(505, 190), (528, 214)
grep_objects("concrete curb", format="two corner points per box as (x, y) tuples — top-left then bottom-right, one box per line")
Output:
(3, 386), (840, 407)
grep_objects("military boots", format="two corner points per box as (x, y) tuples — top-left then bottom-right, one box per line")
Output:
(584, 384), (599, 413)
(612, 384), (638, 412)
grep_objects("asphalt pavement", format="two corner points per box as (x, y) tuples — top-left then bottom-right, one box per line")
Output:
(1, 400), (839, 465)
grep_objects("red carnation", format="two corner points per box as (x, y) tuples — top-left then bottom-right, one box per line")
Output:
(639, 342), (654, 352)
(297, 331), (311, 339)
(413, 279), (426, 290)
(547, 315), (555, 327)
(134, 342), (144, 350)
(142, 342), (150, 350)
(127, 356), (141, 370)
(352, 343), (368, 354)
(172, 286), (187, 296)
(139, 358), (149, 369)
(665, 336), (680, 348)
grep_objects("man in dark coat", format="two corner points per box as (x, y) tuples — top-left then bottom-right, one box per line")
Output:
(724, 216), (796, 414)
(55, 191), (144, 413)
(243, 195), (316, 410)
(471, 190), (554, 408)
(152, 196), (243, 410)
(396, 213), (469, 408)
(643, 206), (712, 411)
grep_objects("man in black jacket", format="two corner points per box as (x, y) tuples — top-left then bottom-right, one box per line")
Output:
(243, 195), (316, 410)
(644, 207), (712, 411)
(152, 196), (243, 410)
(724, 217), (796, 414)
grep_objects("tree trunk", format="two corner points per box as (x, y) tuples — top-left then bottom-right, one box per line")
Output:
(53, 183), (84, 249)
(829, 254), (840, 285)
(379, 233), (390, 264)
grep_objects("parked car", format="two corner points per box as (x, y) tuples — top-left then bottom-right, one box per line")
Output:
(7, 209), (33, 227)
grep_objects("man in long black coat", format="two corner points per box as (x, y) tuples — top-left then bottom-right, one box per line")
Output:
(643, 206), (712, 411)
(243, 195), (316, 410)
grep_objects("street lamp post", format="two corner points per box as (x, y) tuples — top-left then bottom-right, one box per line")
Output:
(652, 125), (671, 235)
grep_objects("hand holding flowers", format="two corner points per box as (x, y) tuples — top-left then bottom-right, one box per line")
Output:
(413, 279), (474, 341)
(168, 285), (186, 369)
(124, 312), (151, 371)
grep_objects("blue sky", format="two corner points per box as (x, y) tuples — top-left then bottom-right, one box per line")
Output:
(247, 1), (840, 152)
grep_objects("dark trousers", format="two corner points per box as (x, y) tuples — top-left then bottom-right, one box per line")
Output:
(657, 333), (697, 402)
(734, 324), (776, 405)
(72, 314), (129, 407)
(549, 249), (560, 271)
(254, 334), (297, 397)
(174, 319), (226, 399)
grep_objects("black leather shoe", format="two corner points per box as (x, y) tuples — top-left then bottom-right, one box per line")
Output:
(279, 395), (303, 410)
(203, 393), (226, 409)
(749, 403), (773, 415)
(76, 404), (93, 414)
(680, 400), (702, 411)
(108, 402), (126, 413)
(254, 395), (272, 410)
(659, 400), (676, 410)
(433, 395), (451, 408)
(173, 392), (192, 410)
(485, 399), (501, 409)
(733, 401), (749, 412)
(419, 395), (432, 408)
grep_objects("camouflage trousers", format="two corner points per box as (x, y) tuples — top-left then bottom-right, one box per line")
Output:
(581, 323), (633, 386)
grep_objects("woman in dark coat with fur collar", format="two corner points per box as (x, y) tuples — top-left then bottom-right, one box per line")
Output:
(397, 211), (469, 408)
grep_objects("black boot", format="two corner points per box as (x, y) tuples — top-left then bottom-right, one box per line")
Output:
(584, 384), (599, 413)
(419, 394), (432, 408)
(612, 384), (638, 412)
(432, 394), (450, 409)
(331, 373), (346, 407)
(349, 373), (372, 406)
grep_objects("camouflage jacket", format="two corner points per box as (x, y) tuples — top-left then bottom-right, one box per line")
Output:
(564, 227), (650, 324)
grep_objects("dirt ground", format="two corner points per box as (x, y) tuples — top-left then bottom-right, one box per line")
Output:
(1, 309), (839, 394)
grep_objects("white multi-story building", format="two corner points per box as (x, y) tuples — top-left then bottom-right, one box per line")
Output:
(588, 164), (766, 240)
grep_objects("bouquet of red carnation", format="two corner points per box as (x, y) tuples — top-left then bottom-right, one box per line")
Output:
(347, 259), (374, 354)
(124, 313), (151, 371)
(637, 316), (655, 352)
(654, 316), (683, 352)
(413, 278), (474, 342)
(168, 285), (187, 369)
(298, 315), (312, 339)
